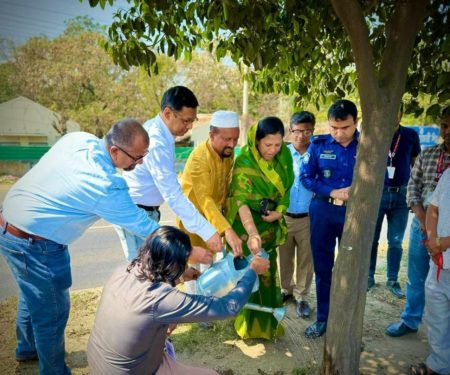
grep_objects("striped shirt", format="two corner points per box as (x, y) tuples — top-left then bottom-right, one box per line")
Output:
(407, 143), (450, 208)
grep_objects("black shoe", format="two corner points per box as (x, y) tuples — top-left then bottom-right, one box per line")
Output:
(385, 321), (418, 337)
(16, 353), (38, 362)
(304, 321), (327, 339)
(367, 277), (375, 291)
(281, 292), (293, 303)
(387, 281), (405, 298)
(296, 300), (311, 319)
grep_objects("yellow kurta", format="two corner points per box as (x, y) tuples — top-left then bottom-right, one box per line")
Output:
(177, 140), (234, 247)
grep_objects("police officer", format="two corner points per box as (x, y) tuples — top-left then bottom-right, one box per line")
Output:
(300, 99), (359, 338)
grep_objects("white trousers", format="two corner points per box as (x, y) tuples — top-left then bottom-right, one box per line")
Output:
(425, 261), (450, 375)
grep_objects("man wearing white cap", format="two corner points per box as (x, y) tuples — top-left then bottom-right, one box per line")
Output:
(178, 110), (243, 258)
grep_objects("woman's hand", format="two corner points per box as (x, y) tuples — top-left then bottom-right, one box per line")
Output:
(249, 254), (270, 274)
(225, 227), (243, 257)
(182, 267), (201, 282)
(189, 246), (213, 264)
(247, 234), (262, 254)
(261, 210), (282, 223)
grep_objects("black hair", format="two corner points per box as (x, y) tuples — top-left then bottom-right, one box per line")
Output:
(290, 111), (316, 127)
(210, 125), (219, 133)
(105, 118), (148, 147)
(127, 226), (192, 286)
(255, 116), (285, 141)
(327, 99), (358, 122)
(160, 86), (199, 111)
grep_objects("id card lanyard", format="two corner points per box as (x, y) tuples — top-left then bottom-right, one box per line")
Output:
(434, 150), (450, 182)
(387, 133), (401, 179)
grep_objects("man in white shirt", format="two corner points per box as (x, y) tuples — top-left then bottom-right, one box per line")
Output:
(410, 168), (450, 375)
(115, 86), (222, 262)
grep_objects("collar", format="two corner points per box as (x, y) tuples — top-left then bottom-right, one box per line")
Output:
(288, 142), (309, 156)
(439, 142), (449, 154)
(156, 113), (176, 142)
(329, 130), (360, 145)
(101, 139), (116, 169)
(206, 139), (225, 162)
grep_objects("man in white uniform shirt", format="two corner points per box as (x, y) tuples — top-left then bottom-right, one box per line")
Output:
(115, 86), (222, 262)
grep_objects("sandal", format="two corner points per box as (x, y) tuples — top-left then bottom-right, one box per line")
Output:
(409, 363), (441, 375)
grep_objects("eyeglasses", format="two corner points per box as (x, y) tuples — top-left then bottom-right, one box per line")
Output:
(171, 109), (198, 126)
(114, 144), (148, 163)
(290, 129), (313, 136)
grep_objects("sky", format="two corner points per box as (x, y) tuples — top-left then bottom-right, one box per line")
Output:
(0, 0), (130, 45)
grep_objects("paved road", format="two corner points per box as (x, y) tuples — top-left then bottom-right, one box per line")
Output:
(0, 184), (411, 300)
(0, 182), (176, 300)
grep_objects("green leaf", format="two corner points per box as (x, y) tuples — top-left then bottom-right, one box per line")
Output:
(426, 103), (441, 117)
(437, 72), (450, 89)
(223, 3), (229, 21)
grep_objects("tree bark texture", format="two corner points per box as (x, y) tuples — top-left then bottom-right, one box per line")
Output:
(323, 1), (427, 374)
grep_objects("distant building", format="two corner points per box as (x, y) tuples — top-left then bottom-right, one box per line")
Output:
(0, 96), (80, 146)
(0, 96), (80, 176)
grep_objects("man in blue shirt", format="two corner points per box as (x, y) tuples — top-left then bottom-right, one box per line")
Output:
(368, 107), (421, 298)
(0, 119), (160, 375)
(278, 111), (315, 319)
(300, 100), (359, 338)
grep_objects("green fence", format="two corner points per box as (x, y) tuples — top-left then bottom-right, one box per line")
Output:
(0, 146), (51, 161)
(0, 146), (241, 175)
(0, 146), (195, 162)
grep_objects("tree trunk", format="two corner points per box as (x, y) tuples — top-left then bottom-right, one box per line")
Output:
(322, 107), (396, 374)
(323, 1), (427, 373)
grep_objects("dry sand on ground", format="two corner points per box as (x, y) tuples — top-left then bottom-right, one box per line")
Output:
(0, 271), (429, 375)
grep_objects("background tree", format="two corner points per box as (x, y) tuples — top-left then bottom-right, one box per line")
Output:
(87, 0), (448, 373)
(1, 16), (291, 137)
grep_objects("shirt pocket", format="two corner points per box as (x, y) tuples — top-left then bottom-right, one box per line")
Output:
(318, 155), (338, 178)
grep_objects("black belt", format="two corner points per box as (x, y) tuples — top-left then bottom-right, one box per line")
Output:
(385, 186), (404, 193)
(315, 195), (347, 206)
(137, 204), (160, 212)
(286, 212), (309, 218)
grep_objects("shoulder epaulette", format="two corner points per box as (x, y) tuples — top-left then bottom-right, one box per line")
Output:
(311, 134), (329, 144)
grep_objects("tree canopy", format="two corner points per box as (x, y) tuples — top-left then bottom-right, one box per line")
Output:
(92, 0), (448, 116)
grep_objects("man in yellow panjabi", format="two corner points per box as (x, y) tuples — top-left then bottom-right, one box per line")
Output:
(178, 111), (243, 294)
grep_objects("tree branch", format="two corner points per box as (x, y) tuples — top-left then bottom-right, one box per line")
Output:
(330, 0), (379, 104)
(379, 0), (427, 94)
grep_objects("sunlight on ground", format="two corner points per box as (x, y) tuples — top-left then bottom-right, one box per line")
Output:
(171, 324), (192, 335)
(224, 339), (266, 358)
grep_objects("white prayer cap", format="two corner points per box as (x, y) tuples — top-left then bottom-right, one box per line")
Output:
(210, 110), (240, 128)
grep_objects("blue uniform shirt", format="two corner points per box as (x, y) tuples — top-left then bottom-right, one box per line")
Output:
(300, 132), (359, 197)
(287, 143), (313, 214)
(3, 132), (159, 245)
(384, 125), (421, 187)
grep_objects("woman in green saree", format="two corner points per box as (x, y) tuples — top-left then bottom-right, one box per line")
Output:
(226, 116), (294, 339)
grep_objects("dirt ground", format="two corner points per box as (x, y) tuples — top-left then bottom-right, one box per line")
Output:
(0, 249), (429, 375)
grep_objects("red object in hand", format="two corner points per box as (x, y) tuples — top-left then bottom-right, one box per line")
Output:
(435, 253), (443, 282)
(422, 239), (443, 282)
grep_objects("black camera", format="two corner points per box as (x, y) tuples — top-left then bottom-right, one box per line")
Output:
(259, 198), (276, 216)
